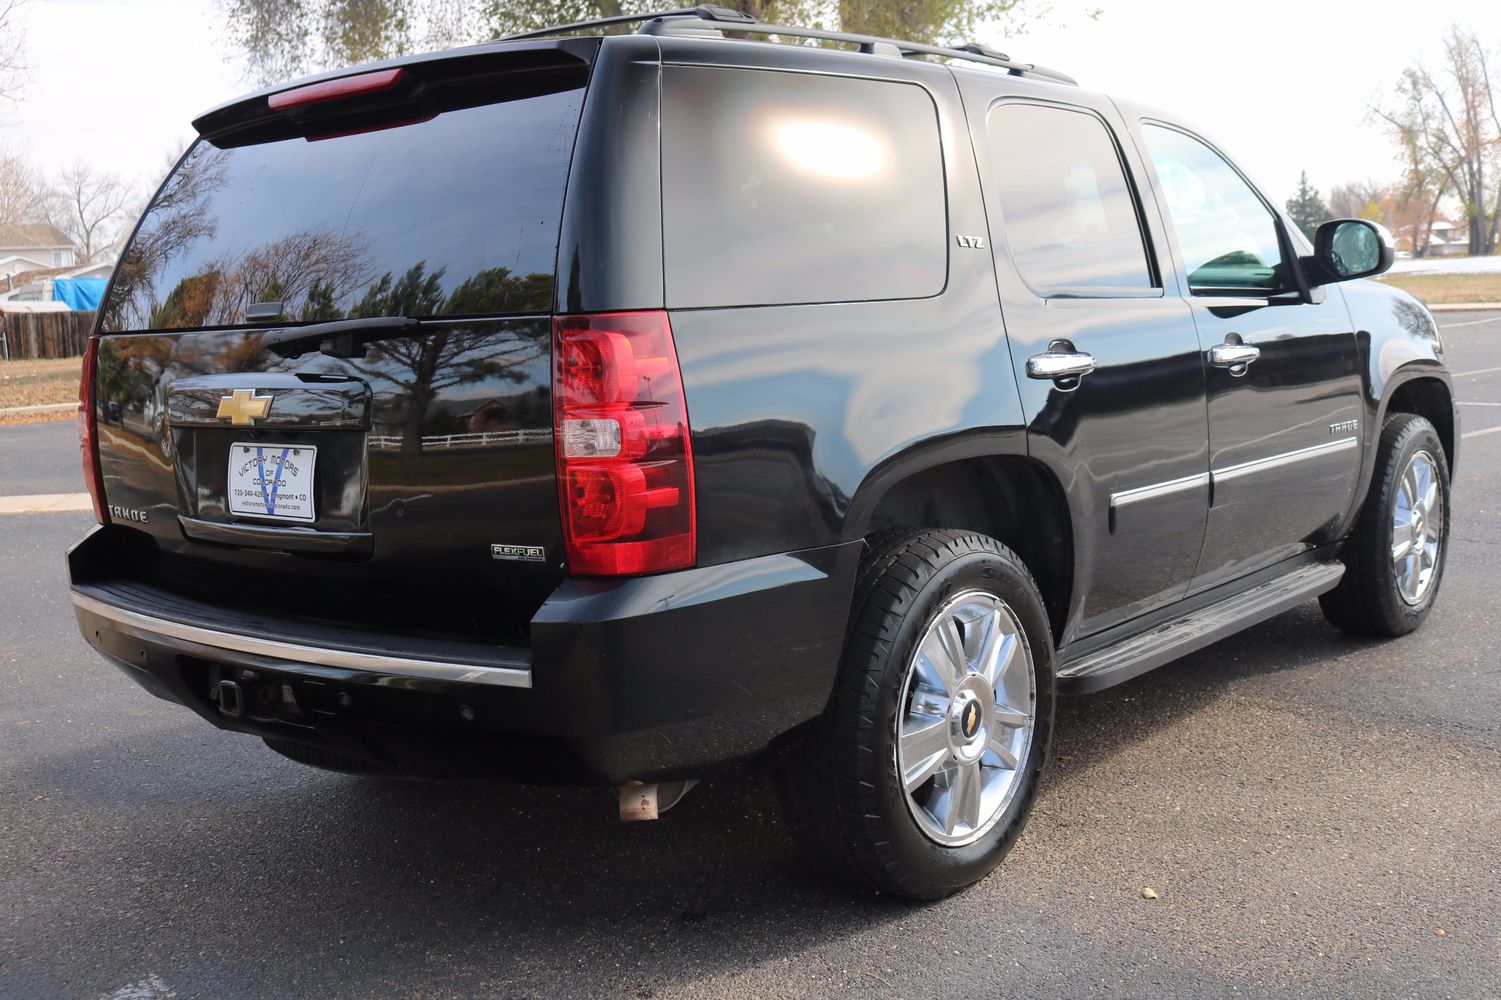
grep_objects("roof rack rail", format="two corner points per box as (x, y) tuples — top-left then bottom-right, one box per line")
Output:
(501, 6), (717, 40)
(498, 5), (1077, 86)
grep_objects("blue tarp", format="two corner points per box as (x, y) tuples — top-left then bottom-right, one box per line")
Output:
(52, 277), (108, 311)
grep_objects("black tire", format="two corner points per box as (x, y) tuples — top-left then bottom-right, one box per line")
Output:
(774, 529), (1056, 900)
(1320, 413), (1451, 637)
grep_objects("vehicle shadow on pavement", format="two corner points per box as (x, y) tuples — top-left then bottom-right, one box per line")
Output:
(6, 605), (1389, 999)
(1046, 601), (1387, 786)
(7, 721), (911, 997)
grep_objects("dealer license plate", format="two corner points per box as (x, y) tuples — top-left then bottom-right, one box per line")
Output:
(227, 442), (317, 523)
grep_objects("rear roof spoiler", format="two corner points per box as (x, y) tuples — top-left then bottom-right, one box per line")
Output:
(193, 38), (599, 147)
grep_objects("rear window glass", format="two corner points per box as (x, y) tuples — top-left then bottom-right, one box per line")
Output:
(661, 67), (948, 308)
(102, 86), (585, 332)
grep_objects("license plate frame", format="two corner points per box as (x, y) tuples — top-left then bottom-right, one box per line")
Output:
(227, 442), (317, 523)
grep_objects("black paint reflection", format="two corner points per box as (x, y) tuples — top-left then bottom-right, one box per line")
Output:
(1391, 295), (1438, 340)
(350, 308), (551, 460)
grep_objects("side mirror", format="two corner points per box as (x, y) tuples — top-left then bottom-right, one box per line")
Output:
(1305, 219), (1395, 285)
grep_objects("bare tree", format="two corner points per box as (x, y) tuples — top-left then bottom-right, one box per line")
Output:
(103, 144), (228, 331)
(205, 228), (374, 326)
(0, 146), (50, 225)
(221, 0), (1052, 86)
(1375, 26), (1501, 256)
(0, 0), (29, 105)
(1394, 129), (1451, 257)
(51, 160), (134, 263)
(1328, 180), (1390, 222)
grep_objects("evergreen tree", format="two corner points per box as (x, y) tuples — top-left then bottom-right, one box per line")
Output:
(1286, 170), (1330, 241)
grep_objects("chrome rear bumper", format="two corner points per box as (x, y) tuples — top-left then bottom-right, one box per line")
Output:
(71, 588), (533, 689)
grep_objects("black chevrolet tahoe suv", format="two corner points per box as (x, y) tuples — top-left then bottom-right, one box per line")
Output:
(70, 7), (1457, 899)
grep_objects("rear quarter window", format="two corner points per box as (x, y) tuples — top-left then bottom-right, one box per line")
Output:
(660, 67), (948, 309)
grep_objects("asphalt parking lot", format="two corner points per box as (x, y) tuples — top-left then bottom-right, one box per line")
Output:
(2, 315), (1498, 1000)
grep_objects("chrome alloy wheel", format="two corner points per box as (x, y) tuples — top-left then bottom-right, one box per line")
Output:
(896, 590), (1036, 847)
(1393, 450), (1444, 606)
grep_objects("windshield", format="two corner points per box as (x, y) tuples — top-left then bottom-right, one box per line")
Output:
(102, 83), (585, 332)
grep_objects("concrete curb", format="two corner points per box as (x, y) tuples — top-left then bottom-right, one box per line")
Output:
(1428, 303), (1501, 312)
(0, 492), (92, 514)
(0, 402), (73, 418)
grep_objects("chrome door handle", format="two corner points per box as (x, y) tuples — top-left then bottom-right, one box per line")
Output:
(1208, 341), (1260, 374)
(1026, 349), (1096, 382)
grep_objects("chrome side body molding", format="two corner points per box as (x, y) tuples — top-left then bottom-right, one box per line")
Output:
(1212, 437), (1358, 484)
(1109, 472), (1210, 510)
(1110, 437), (1359, 511)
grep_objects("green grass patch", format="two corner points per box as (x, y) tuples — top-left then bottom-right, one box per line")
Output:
(1374, 271), (1501, 305)
(0, 357), (81, 421)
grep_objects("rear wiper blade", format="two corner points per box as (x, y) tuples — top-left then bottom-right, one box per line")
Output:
(261, 316), (421, 358)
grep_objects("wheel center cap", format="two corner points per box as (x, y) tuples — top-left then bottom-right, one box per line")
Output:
(961, 700), (981, 739)
(949, 689), (988, 762)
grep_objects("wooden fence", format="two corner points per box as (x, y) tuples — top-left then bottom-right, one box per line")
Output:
(0, 311), (95, 361)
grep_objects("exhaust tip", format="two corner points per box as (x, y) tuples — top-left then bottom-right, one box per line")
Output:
(618, 779), (698, 821)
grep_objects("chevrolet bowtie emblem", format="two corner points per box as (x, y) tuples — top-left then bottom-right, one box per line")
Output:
(216, 389), (273, 426)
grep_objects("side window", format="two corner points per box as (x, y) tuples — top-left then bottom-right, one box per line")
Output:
(661, 67), (947, 308)
(986, 103), (1153, 295)
(1140, 124), (1287, 293)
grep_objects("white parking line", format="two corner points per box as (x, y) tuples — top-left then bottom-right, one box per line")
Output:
(1438, 316), (1501, 329)
(96, 975), (177, 1000)
(1452, 365), (1501, 378)
(0, 492), (92, 514)
(1458, 401), (1501, 406)
(1462, 425), (1501, 441)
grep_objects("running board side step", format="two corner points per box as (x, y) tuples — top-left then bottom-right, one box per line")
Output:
(1056, 561), (1345, 695)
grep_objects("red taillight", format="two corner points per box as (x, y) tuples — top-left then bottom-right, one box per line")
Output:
(78, 336), (108, 525)
(554, 311), (695, 576)
(268, 68), (406, 111)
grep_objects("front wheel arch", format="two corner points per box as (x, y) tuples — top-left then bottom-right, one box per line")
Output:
(1384, 374), (1456, 471)
(1335, 369), (1454, 542)
(1322, 412), (1450, 636)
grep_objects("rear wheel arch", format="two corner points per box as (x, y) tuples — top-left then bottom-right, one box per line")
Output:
(775, 528), (1056, 898)
(849, 453), (1073, 645)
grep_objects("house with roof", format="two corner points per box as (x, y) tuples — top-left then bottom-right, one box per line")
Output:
(1422, 220), (1471, 257)
(0, 260), (114, 306)
(0, 222), (76, 279)
(1396, 219), (1474, 258)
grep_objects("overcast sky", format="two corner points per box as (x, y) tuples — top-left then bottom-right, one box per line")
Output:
(3, 0), (1500, 205)
(1009, 0), (1501, 202)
